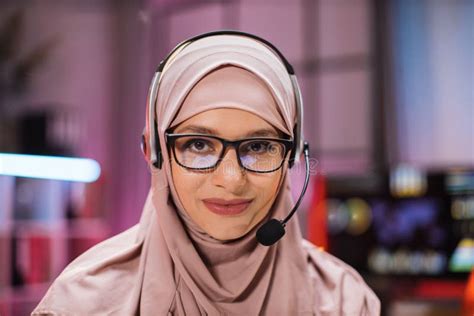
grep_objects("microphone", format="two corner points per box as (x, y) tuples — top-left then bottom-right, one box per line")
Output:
(256, 141), (311, 246)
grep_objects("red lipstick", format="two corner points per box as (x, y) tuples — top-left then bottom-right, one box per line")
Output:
(202, 198), (253, 216)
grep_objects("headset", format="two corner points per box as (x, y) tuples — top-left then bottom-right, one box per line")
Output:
(141, 30), (305, 171)
(141, 30), (311, 246)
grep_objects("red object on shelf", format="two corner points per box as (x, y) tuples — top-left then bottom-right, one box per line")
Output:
(462, 269), (474, 316)
(27, 236), (51, 284)
(307, 173), (328, 250)
(414, 279), (466, 300)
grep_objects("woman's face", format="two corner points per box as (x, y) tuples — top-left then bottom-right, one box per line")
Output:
(170, 108), (286, 241)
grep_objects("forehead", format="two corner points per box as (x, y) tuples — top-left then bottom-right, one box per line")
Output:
(172, 108), (282, 138)
(182, 66), (276, 116)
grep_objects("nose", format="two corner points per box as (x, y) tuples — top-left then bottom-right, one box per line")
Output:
(211, 146), (247, 192)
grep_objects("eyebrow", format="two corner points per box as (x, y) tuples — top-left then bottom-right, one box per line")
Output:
(174, 125), (281, 138)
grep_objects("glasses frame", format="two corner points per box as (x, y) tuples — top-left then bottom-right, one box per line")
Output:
(165, 132), (294, 173)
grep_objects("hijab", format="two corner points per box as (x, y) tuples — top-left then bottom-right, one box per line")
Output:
(33, 34), (315, 315)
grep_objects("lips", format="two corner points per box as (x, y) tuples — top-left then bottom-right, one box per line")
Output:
(202, 198), (253, 216)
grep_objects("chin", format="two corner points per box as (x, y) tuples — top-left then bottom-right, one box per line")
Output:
(206, 225), (251, 241)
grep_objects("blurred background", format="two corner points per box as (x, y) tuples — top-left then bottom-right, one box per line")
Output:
(0, 0), (472, 315)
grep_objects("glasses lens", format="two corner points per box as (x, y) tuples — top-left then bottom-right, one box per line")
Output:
(239, 139), (285, 172)
(173, 136), (222, 169)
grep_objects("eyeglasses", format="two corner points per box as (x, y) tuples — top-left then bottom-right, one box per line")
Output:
(165, 133), (294, 173)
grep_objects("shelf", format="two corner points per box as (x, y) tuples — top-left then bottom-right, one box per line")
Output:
(0, 175), (110, 316)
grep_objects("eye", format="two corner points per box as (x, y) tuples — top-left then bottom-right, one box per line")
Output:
(183, 138), (214, 153)
(245, 141), (271, 154)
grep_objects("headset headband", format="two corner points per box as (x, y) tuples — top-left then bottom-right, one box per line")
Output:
(142, 30), (304, 170)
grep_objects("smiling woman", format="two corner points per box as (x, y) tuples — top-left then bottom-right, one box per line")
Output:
(167, 66), (289, 241)
(32, 31), (380, 315)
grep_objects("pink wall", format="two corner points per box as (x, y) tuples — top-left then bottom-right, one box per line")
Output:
(0, 0), (374, 232)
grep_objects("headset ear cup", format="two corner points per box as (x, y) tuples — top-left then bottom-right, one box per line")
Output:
(141, 134), (147, 156)
(152, 121), (163, 169)
(141, 133), (151, 164)
(154, 153), (163, 169)
(288, 124), (298, 169)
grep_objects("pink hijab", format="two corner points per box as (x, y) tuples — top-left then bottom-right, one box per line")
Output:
(33, 34), (373, 315)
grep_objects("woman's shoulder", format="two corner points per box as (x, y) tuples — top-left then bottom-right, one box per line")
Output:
(31, 225), (142, 315)
(301, 239), (381, 315)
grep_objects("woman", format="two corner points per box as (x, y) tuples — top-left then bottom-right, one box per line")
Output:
(33, 31), (380, 315)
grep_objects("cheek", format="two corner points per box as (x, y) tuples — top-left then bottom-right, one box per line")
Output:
(249, 172), (281, 205)
(170, 161), (206, 208)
